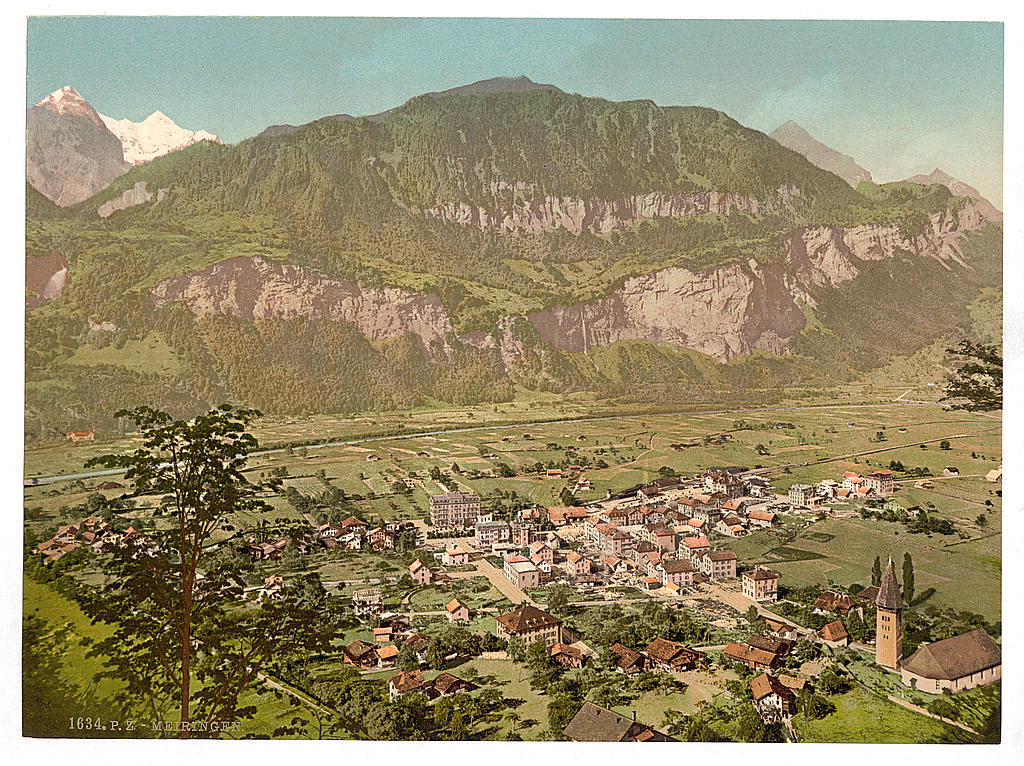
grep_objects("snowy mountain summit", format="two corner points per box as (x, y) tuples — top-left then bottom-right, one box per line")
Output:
(98, 109), (221, 165)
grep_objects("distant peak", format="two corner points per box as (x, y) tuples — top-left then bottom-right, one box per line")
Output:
(33, 85), (105, 126)
(35, 85), (86, 107)
(144, 111), (172, 123)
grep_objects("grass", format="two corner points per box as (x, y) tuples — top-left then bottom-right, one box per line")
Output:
(793, 682), (959, 743)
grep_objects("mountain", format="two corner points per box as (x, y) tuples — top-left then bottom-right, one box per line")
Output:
(98, 110), (220, 165)
(257, 75), (561, 137)
(24, 82), (1001, 436)
(26, 86), (129, 206)
(769, 120), (874, 187)
(905, 168), (1002, 222)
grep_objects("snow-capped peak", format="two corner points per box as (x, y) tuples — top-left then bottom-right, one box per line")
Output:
(98, 110), (222, 166)
(34, 86), (105, 125)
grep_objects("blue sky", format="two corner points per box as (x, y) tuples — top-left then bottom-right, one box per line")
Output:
(27, 17), (1004, 206)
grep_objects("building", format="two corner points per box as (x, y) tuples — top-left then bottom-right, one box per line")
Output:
(750, 673), (796, 723)
(863, 470), (895, 496)
(389, 670), (428, 700)
(352, 588), (384, 618)
(609, 642), (646, 674)
(563, 702), (674, 742)
(763, 618), (800, 641)
(899, 628), (1001, 693)
(511, 519), (535, 547)
(446, 598), (470, 623)
(658, 558), (695, 588)
(681, 536), (711, 560)
(942, 466), (960, 478)
(503, 556), (541, 589)
(695, 549), (737, 580)
(431, 672), (478, 697)
(475, 520), (511, 550)
(66, 429), (96, 442)
(813, 590), (859, 616)
(409, 559), (433, 586)
(875, 557), (903, 670)
(495, 604), (563, 647)
(343, 640), (379, 669)
(563, 550), (592, 578)
(819, 620), (850, 648)
(644, 638), (704, 671)
(789, 484), (815, 505)
(549, 642), (587, 668)
(441, 545), (470, 567)
(528, 540), (555, 565)
(429, 491), (482, 528)
(723, 643), (780, 671)
(742, 568), (780, 603)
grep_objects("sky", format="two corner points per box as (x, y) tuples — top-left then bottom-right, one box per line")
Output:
(26, 17), (1004, 206)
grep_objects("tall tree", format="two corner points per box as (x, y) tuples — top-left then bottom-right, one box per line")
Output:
(902, 552), (915, 605)
(871, 556), (882, 587)
(942, 340), (1002, 411)
(81, 405), (337, 737)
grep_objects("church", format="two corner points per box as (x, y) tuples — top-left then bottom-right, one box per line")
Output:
(874, 557), (1001, 692)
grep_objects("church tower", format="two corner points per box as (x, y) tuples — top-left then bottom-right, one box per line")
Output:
(875, 557), (903, 670)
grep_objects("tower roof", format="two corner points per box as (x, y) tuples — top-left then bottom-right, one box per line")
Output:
(876, 557), (902, 610)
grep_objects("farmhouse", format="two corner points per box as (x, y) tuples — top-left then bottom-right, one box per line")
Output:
(723, 642), (781, 671)
(899, 628), (1002, 693)
(563, 702), (674, 742)
(750, 673), (796, 723)
(609, 642), (646, 674)
(644, 638), (704, 671)
(819, 620), (850, 648)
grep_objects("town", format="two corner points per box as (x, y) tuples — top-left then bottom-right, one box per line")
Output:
(25, 403), (1002, 741)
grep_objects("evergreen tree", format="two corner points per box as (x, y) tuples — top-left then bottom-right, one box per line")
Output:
(871, 556), (882, 587)
(903, 552), (915, 605)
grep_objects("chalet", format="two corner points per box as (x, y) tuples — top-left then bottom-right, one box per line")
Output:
(658, 558), (695, 588)
(367, 527), (395, 551)
(495, 604), (563, 647)
(96, 481), (123, 490)
(819, 620), (850, 648)
(545, 468), (564, 479)
(899, 628), (1001, 693)
(750, 673), (796, 723)
(644, 638), (704, 671)
(747, 635), (793, 657)
(377, 644), (399, 669)
(742, 567), (780, 603)
(402, 632), (431, 661)
(563, 702), (674, 742)
(257, 575), (286, 601)
(549, 642), (587, 668)
(66, 429), (95, 442)
(431, 672), (478, 697)
(763, 618), (800, 641)
(609, 642), (646, 674)
(446, 599), (470, 623)
(856, 585), (880, 603)
(316, 523), (345, 539)
(813, 590), (858, 616)
(985, 467), (1002, 483)
(343, 640), (379, 669)
(409, 559), (433, 586)
(340, 516), (369, 531)
(389, 670), (429, 700)
(723, 643), (781, 671)
(372, 627), (394, 643)
(942, 466), (960, 477)
(716, 515), (749, 537)
(640, 576), (662, 590)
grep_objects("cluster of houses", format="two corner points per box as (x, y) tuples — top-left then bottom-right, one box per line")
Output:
(32, 516), (149, 564)
(240, 517), (413, 562)
(483, 469), (788, 597)
(789, 469), (896, 507)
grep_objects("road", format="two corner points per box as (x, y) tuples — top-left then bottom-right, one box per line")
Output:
(28, 400), (952, 485)
(746, 430), (999, 477)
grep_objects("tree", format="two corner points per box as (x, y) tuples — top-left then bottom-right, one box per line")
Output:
(903, 552), (915, 605)
(939, 440), (951, 450)
(874, 431), (886, 442)
(975, 514), (989, 528)
(817, 666), (850, 695)
(755, 444), (770, 456)
(546, 584), (574, 616)
(81, 406), (337, 738)
(797, 690), (836, 720)
(942, 340), (1002, 411)
(547, 695), (583, 738)
(397, 644), (420, 673)
(871, 556), (882, 587)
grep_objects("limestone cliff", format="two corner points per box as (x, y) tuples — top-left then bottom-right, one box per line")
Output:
(150, 257), (454, 349)
(98, 181), (167, 218)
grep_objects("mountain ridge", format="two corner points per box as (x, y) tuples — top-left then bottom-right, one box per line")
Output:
(769, 120), (874, 187)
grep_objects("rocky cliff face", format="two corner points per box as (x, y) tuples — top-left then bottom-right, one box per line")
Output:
(424, 190), (766, 234)
(508, 200), (990, 362)
(150, 257), (454, 349)
(905, 168), (1002, 222)
(98, 181), (167, 218)
(26, 87), (130, 206)
(26, 252), (68, 307)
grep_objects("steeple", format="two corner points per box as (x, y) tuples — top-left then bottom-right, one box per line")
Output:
(876, 557), (902, 610)
(875, 556), (903, 670)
